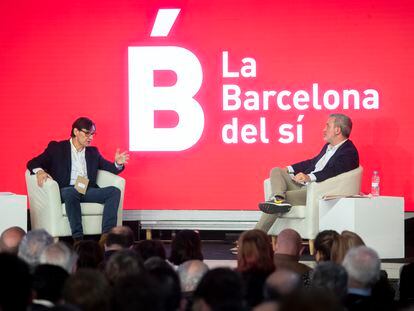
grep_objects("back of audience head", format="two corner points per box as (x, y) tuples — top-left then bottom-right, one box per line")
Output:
(264, 269), (301, 301)
(193, 267), (245, 311)
(63, 268), (110, 311)
(177, 259), (209, 293)
(39, 241), (78, 273)
(275, 228), (303, 257)
(144, 257), (182, 311)
(279, 288), (343, 311)
(237, 229), (274, 273)
(105, 225), (134, 251)
(112, 272), (163, 311)
(133, 239), (166, 261)
(32, 264), (69, 305)
(0, 253), (32, 311)
(18, 228), (53, 268)
(0, 226), (26, 255)
(73, 240), (103, 269)
(342, 245), (380, 289)
(311, 261), (348, 300)
(314, 230), (340, 262)
(169, 230), (203, 265)
(104, 249), (144, 285)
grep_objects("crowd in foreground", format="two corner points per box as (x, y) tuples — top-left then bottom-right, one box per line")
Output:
(0, 226), (413, 311)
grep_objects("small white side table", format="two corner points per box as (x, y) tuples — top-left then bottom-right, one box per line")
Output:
(0, 193), (27, 235)
(319, 196), (404, 259)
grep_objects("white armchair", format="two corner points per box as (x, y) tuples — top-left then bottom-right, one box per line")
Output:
(25, 170), (125, 238)
(264, 166), (363, 251)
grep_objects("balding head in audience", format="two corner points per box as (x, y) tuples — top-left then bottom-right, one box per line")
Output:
(0, 226), (26, 255)
(177, 259), (209, 293)
(105, 225), (134, 251)
(275, 229), (303, 257)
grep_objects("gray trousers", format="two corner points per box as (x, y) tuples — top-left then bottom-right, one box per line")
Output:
(255, 167), (307, 233)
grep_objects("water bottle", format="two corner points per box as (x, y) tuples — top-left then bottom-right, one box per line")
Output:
(371, 171), (380, 196)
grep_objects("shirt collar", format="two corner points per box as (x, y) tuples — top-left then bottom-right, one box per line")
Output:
(70, 138), (85, 153)
(328, 138), (348, 151)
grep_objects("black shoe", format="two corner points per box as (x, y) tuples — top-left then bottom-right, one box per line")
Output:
(258, 198), (292, 214)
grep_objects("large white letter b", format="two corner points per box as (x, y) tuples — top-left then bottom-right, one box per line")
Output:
(128, 46), (204, 151)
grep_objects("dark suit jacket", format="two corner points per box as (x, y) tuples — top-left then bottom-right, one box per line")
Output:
(291, 139), (359, 182)
(27, 140), (123, 189)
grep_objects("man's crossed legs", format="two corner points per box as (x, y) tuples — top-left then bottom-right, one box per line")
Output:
(256, 167), (306, 233)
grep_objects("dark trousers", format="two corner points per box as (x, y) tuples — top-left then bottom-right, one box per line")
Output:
(60, 186), (121, 238)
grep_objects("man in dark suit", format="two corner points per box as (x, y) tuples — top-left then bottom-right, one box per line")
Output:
(27, 117), (129, 241)
(256, 113), (359, 232)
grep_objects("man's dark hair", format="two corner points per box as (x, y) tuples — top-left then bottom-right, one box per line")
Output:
(73, 240), (103, 269)
(105, 231), (134, 249)
(145, 257), (182, 311)
(112, 272), (163, 311)
(193, 268), (246, 311)
(133, 239), (166, 261)
(0, 253), (32, 311)
(104, 249), (144, 285)
(71, 117), (95, 137)
(32, 264), (69, 303)
(169, 230), (203, 265)
(63, 269), (110, 311)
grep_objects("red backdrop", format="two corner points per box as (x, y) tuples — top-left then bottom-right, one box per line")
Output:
(1, 0), (413, 211)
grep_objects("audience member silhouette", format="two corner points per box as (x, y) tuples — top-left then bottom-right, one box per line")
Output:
(193, 267), (246, 311)
(169, 230), (203, 265)
(63, 269), (110, 311)
(0, 253), (32, 311)
(31, 264), (69, 310)
(237, 229), (275, 308)
(73, 240), (103, 269)
(133, 239), (167, 261)
(104, 249), (144, 285)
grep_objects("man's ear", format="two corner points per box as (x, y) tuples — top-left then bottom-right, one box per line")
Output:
(299, 245), (305, 256)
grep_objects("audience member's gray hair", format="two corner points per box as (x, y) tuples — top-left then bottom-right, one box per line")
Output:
(330, 113), (353, 138)
(177, 259), (209, 293)
(18, 229), (53, 267)
(312, 261), (348, 298)
(342, 246), (380, 287)
(40, 241), (78, 273)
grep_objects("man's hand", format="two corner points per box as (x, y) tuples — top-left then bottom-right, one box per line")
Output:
(293, 172), (310, 184)
(115, 148), (130, 165)
(36, 170), (52, 187)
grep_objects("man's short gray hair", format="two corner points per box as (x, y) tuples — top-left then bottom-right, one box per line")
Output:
(342, 246), (380, 288)
(330, 113), (353, 138)
(40, 242), (78, 273)
(18, 229), (53, 268)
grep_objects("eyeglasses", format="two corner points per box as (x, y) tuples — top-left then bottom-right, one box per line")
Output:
(80, 129), (96, 137)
